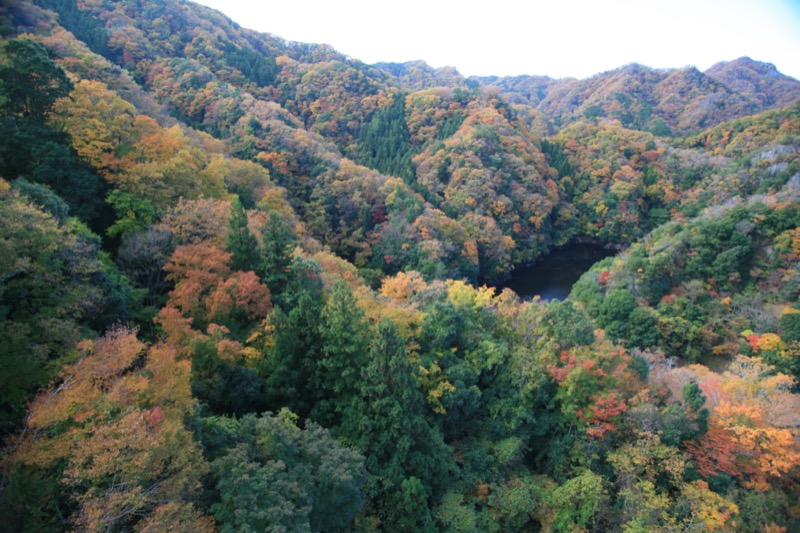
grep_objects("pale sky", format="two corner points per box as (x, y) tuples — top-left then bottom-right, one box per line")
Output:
(192, 0), (800, 80)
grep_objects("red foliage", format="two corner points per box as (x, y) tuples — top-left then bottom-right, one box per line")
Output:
(206, 271), (272, 322)
(686, 426), (743, 479)
(147, 406), (165, 429)
(549, 350), (606, 385)
(586, 393), (628, 439)
(163, 244), (270, 325)
(746, 334), (761, 352)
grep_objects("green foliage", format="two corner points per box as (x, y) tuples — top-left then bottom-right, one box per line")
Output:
(2, 2), (800, 530)
(12, 178), (70, 223)
(627, 306), (660, 348)
(34, 0), (112, 59)
(312, 281), (370, 427)
(356, 92), (415, 181)
(116, 227), (175, 331)
(597, 288), (635, 339)
(780, 312), (800, 342)
(106, 189), (157, 237)
(541, 139), (575, 180)
(648, 117), (672, 136)
(205, 411), (366, 532)
(435, 111), (466, 140)
(0, 48), (108, 229)
(341, 319), (455, 524)
(226, 197), (259, 273)
(219, 39), (278, 87)
(434, 491), (485, 532)
(571, 274), (605, 316)
(25, 139), (108, 228)
(261, 259), (325, 418)
(543, 300), (595, 350)
(257, 210), (296, 298)
(729, 488), (796, 533)
(682, 381), (709, 438)
(0, 190), (132, 434)
(0, 38), (73, 120)
(550, 470), (607, 532)
(191, 340), (263, 416)
(0, 463), (71, 533)
(396, 476), (434, 532)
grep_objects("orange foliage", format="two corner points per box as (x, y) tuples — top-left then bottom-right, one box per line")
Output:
(380, 271), (427, 302)
(680, 357), (800, 489)
(7, 326), (211, 530)
(162, 244), (271, 328)
(206, 271), (271, 322)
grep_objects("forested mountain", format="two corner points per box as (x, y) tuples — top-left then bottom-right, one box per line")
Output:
(0, 0), (799, 531)
(705, 57), (800, 109)
(478, 59), (800, 135)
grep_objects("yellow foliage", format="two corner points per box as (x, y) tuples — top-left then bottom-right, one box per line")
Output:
(355, 285), (424, 339)
(446, 280), (496, 309)
(678, 480), (738, 531)
(427, 380), (457, 415)
(756, 333), (784, 353)
(610, 179), (635, 200)
(380, 271), (427, 302)
(239, 347), (261, 363)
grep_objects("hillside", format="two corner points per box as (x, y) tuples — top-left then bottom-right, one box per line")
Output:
(706, 56), (800, 109)
(478, 59), (800, 135)
(1, 0), (799, 531)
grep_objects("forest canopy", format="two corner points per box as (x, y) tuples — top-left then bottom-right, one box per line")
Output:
(0, 0), (799, 531)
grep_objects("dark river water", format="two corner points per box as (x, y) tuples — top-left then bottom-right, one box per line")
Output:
(496, 244), (615, 301)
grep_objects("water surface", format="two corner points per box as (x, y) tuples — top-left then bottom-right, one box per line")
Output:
(497, 244), (614, 301)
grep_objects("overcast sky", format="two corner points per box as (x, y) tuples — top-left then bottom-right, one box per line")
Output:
(192, 0), (800, 80)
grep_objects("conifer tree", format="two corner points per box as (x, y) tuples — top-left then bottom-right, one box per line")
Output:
(227, 197), (259, 273)
(261, 260), (325, 418)
(258, 210), (295, 297)
(341, 319), (454, 526)
(311, 281), (370, 427)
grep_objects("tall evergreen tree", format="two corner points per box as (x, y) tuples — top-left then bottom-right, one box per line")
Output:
(33, 0), (112, 59)
(341, 319), (454, 526)
(257, 210), (295, 298)
(206, 412), (366, 532)
(260, 259), (326, 418)
(227, 197), (259, 273)
(311, 281), (370, 427)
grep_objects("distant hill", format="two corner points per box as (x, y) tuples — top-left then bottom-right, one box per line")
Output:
(476, 59), (799, 135)
(372, 60), (470, 90)
(705, 56), (800, 109)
